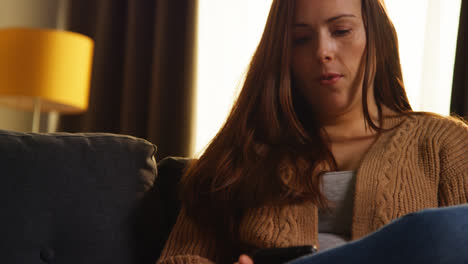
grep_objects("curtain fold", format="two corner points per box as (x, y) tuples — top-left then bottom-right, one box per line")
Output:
(451, 0), (468, 118)
(59, 0), (197, 160)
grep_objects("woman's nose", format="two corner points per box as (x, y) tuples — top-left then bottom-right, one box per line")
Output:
(316, 35), (334, 63)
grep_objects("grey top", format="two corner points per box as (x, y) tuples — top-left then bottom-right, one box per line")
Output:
(318, 171), (356, 251)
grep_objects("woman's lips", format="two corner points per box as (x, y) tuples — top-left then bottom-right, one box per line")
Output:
(319, 74), (343, 86)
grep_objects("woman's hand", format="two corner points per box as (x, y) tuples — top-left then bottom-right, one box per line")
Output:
(237, 254), (254, 264)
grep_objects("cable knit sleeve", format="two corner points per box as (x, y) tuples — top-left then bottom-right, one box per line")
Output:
(438, 118), (468, 206)
(156, 208), (217, 264)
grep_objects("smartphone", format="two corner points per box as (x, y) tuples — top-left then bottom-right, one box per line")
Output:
(250, 245), (317, 264)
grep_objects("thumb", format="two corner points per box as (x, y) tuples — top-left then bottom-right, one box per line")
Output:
(238, 254), (254, 264)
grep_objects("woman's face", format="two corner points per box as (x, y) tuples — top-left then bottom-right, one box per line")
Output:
(292, 0), (367, 119)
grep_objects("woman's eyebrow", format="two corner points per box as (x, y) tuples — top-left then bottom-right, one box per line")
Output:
(325, 14), (356, 23)
(294, 14), (357, 27)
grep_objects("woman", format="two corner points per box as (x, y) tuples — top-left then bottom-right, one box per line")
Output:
(157, 0), (468, 263)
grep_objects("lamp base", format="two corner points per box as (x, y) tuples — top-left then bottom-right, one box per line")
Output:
(32, 98), (41, 133)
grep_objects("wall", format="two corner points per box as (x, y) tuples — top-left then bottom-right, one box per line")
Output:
(194, 0), (273, 155)
(384, 0), (461, 115)
(0, 0), (68, 131)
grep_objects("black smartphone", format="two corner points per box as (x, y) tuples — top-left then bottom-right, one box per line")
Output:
(250, 245), (317, 264)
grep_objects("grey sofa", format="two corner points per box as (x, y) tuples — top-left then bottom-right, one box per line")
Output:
(0, 130), (189, 264)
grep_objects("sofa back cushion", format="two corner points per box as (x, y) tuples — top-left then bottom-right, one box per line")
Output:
(152, 156), (192, 257)
(0, 130), (157, 264)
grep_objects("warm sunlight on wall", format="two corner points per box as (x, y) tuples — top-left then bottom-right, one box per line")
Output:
(193, 0), (462, 156)
(385, 0), (462, 115)
(193, 0), (273, 156)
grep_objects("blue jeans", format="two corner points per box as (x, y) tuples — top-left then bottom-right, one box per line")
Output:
(287, 204), (468, 264)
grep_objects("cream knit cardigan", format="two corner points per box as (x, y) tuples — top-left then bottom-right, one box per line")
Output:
(157, 114), (468, 264)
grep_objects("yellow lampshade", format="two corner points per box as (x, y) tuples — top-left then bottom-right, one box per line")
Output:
(0, 27), (94, 113)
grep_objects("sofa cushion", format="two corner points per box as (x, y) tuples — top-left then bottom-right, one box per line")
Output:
(135, 156), (192, 263)
(0, 130), (157, 264)
(153, 156), (192, 254)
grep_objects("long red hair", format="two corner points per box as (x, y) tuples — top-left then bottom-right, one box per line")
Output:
(180, 0), (411, 261)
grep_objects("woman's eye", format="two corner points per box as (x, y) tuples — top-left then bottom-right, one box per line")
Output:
(294, 37), (310, 45)
(333, 29), (352, 36)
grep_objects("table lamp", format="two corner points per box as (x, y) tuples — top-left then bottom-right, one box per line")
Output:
(0, 27), (94, 132)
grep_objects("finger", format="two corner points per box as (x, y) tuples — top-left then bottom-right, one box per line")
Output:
(238, 254), (254, 264)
